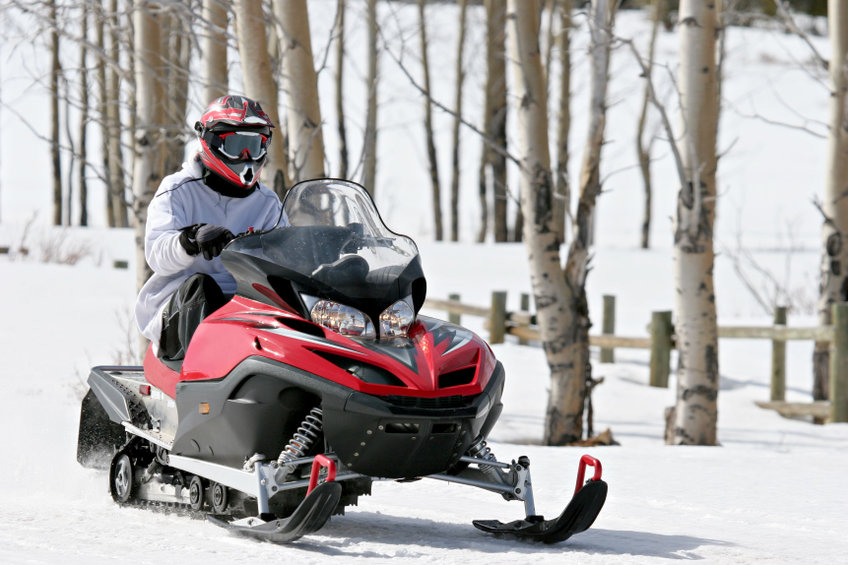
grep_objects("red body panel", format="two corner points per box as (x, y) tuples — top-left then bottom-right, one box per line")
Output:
(144, 295), (497, 400)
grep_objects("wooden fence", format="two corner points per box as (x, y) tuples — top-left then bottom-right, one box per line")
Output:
(422, 292), (848, 424)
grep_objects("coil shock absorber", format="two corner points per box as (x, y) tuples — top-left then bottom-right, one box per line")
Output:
(467, 436), (503, 482)
(276, 407), (324, 478)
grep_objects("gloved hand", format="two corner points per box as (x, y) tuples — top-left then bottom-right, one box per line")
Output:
(179, 223), (234, 260)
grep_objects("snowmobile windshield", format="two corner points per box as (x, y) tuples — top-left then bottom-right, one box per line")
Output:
(225, 179), (425, 315)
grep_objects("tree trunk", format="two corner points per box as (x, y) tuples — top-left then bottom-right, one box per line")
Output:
(335, 0), (349, 178)
(507, 0), (580, 445)
(553, 0), (572, 245)
(418, 0), (443, 241)
(234, 0), (290, 196)
(202, 0), (229, 103)
(815, 0), (848, 403)
(49, 0), (62, 226)
(637, 0), (664, 250)
(78, 1), (90, 227)
(107, 0), (128, 228)
(362, 0), (379, 195)
(133, 0), (168, 291)
(274, 0), (326, 182)
(485, 0), (508, 243)
(449, 0), (468, 242)
(669, 0), (721, 446)
(164, 7), (192, 175)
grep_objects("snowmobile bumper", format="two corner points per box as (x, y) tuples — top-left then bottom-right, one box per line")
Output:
(321, 361), (505, 478)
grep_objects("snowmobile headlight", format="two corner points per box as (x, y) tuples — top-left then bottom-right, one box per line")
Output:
(379, 299), (416, 338)
(310, 300), (376, 339)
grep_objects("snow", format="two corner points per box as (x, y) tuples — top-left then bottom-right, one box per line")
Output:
(2, 4), (848, 564)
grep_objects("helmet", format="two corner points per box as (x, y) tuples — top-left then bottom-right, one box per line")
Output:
(195, 95), (275, 188)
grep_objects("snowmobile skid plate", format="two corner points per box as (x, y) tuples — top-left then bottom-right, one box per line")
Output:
(472, 455), (608, 544)
(207, 481), (343, 543)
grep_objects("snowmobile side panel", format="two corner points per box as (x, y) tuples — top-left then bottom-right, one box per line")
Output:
(207, 481), (342, 543)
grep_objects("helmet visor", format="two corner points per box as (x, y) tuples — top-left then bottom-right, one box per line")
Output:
(216, 131), (268, 161)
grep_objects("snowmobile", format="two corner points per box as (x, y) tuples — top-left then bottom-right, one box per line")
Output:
(77, 178), (607, 544)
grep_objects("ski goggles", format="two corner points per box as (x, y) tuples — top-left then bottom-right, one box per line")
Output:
(215, 131), (268, 161)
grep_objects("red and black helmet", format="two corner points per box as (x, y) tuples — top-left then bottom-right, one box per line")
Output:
(195, 95), (275, 188)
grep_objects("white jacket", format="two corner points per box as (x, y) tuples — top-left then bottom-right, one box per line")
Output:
(135, 156), (283, 349)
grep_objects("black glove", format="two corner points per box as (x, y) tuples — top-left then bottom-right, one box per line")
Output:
(179, 223), (234, 260)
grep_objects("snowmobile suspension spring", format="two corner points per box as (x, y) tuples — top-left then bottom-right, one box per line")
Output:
(467, 437), (498, 473)
(278, 407), (324, 465)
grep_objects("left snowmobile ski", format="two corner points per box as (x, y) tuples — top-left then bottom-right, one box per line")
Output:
(77, 178), (609, 544)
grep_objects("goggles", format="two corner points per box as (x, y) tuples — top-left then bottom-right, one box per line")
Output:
(215, 131), (268, 161)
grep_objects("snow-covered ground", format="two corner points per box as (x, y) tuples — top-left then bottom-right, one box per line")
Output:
(2, 4), (847, 565)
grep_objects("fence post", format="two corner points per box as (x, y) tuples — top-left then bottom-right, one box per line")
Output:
(448, 293), (461, 325)
(649, 311), (673, 387)
(489, 291), (507, 344)
(830, 302), (848, 423)
(601, 295), (616, 363)
(771, 306), (787, 401)
(518, 293), (531, 345)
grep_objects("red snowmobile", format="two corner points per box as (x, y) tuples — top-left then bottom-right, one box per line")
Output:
(77, 178), (607, 543)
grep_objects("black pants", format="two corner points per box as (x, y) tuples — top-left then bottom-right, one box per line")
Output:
(159, 273), (228, 362)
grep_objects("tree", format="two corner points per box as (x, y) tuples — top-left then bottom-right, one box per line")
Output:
(418, 0), (443, 240)
(449, 0), (469, 242)
(553, 0), (572, 245)
(78, 1), (90, 227)
(668, 0), (722, 445)
(273, 0), (326, 181)
(48, 0), (62, 226)
(132, 0), (168, 291)
(201, 0), (229, 103)
(335, 0), (349, 178)
(636, 0), (665, 249)
(234, 0), (289, 196)
(478, 0), (508, 243)
(362, 0), (379, 195)
(814, 0), (848, 405)
(163, 5), (192, 176)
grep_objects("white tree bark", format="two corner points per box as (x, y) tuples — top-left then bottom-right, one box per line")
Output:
(201, 0), (229, 103)
(670, 0), (721, 445)
(273, 0), (326, 181)
(814, 0), (848, 403)
(335, 0), (348, 178)
(553, 0), (572, 246)
(133, 0), (167, 291)
(234, 0), (290, 195)
(508, 0), (585, 445)
(449, 0), (468, 242)
(106, 0), (128, 227)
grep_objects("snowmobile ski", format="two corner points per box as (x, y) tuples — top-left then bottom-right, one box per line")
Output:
(207, 481), (343, 543)
(472, 455), (608, 544)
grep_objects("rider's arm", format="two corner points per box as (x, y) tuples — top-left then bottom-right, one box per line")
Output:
(144, 189), (197, 275)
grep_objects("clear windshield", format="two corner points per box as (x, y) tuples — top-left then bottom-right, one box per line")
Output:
(254, 179), (419, 292)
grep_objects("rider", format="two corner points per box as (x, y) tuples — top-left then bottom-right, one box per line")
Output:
(135, 95), (284, 361)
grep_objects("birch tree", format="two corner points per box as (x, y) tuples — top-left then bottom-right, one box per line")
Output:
(201, 0), (229, 102)
(234, 0), (290, 196)
(163, 6), (192, 175)
(814, 0), (848, 404)
(335, 0), (349, 178)
(362, 0), (379, 195)
(668, 0), (722, 445)
(508, 0), (612, 445)
(553, 0), (572, 245)
(273, 0), (326, 181)
(133, 0), (167, 290)
(418, 0), (443, 241)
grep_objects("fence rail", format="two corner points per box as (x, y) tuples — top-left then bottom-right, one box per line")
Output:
(422, 293), (848, 424)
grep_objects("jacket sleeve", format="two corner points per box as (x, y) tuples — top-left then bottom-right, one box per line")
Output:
(144, 188), (196, 275)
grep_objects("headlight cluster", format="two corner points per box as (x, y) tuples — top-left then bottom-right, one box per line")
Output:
(309, 297), (415, 340)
